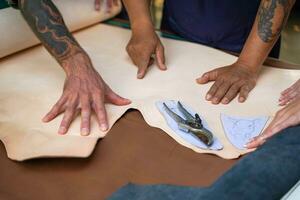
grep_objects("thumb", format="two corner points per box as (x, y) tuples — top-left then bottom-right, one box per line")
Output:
(155, 43), (167, 70)
(106, 88), (131, 106)
(196, 69), (219, 84)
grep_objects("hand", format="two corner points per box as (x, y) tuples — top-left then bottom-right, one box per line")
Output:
(246, 97), (300, 149)
(126, 25), (166, 79)
(196, 63), (258, 104)
(42, 53), (131, 136)
(94, 0), (119, 12)
(279, 79), (300, 106)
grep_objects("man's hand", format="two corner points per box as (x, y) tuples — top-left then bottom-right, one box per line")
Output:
(196, 63), (258, 104)
(279, 79), (300, 106)
(94, 0), (119, 12)
(19, 0), (130, 136)
(42, 53), (131, 135)
(196, 0), (295, 105)
(126, 26), (166, 79)
(246, 97), (300, 149)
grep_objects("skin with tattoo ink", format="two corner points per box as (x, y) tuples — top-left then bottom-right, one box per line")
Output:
(19, 0), (131, 136)
(123, 0), (295, 104)
(197, 0), (295, 104)
(258, 0), (294, 42)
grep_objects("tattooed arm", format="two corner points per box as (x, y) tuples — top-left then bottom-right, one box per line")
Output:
(197, 0), (295, 104)
(19, 0), (131, 135)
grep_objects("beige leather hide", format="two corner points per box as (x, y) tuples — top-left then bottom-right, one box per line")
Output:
(0, 24), (299, 161)
(0, 0), (121, 58)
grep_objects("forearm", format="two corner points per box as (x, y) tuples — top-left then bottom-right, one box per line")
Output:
(122, 0), (154, 32)
(237, 0), (295, 73)
(18, 0), (91, 75)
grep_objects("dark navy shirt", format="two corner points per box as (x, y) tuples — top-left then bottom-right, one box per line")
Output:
(161, 0), (280, 57)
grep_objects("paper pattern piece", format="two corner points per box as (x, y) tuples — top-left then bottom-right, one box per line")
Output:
(0, 24), (300, 161)
(156, 101), (223, 150)
(221, 114), (269, 150)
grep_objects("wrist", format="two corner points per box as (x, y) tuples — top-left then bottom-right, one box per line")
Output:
(61, 52), (94, 77)
(131, 18), (154, 35)
(235, 56), (262, 74)
(235, 59), (262, 75)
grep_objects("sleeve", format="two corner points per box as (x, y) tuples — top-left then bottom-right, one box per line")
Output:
(6, 0), (19, 9)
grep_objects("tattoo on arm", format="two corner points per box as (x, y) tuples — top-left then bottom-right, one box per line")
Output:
(258, 0), (295, 43)
(19, 0), (84, 63)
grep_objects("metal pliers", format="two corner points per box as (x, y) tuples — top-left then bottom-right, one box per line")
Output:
(163, 101), (214, 146)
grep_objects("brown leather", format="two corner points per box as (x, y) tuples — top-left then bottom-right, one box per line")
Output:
(0, 110), (236, 200)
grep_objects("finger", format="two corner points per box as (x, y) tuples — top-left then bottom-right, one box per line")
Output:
(265, 110), (296, 136)
(105, 87), (131, 106)
(221, 83), (241, 104)
(256, 108), (293, 140)
(95, 0), (100, 11)
(58, 106), (76, 135)
(281, 82), (296, 95)
(113, 0), (119, 6)
(279, 90), (296, 100)
(279, 96), (296, 106)
(246, 136), (266, 149)
(205, 79), (223, 101)
(126, 45), (153, 79)
(211, 82), (232, 104)
(267, 117), (296, 137)
(92, 97), (109, 131)
(238, 84), (254, 103)
(155, 43), (167, 70)
(137, 56), (152, 79)
(80, 96), (91, 136)
(279, 91), (297, 103)
(129, 49), (153, 79)
(43, 96), (67, 122)
(107, 0), (113, 12)
(196, 69), (219, 84)
(279, 99), (290, 106)
(281, 87), (292, 96)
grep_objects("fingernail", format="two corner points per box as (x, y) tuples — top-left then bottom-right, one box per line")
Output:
(100, 124), (108, 131)
(125, 99), (132, 104)
(58, 127), (66, 135)
(239, 97), (245, 102)
(259, 135), (266, 140)
(243, 144), (248, 148)
(137, 73), (143, 79)
(206, 94), (212, 100)
(212, 97), (219, 104)
(222, 98), (229, 104)
(42, 116), (47, 122)
(81, 128), (89, 136)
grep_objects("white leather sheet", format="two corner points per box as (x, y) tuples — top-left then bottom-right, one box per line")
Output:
(0, 24), (299, 161)
(0, 0), (121, 58)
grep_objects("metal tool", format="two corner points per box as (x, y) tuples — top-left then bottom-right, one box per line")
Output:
(163, 101), (214, 146)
